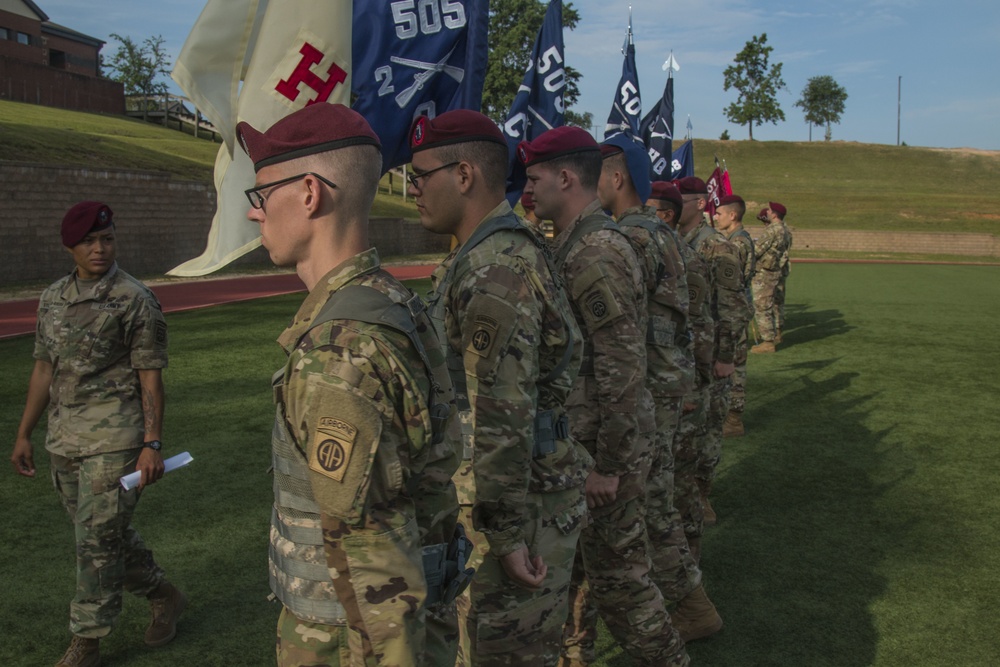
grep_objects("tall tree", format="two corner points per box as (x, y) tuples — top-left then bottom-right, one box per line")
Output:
(105, 34), (171, 121)
(482, 0), (582, 125)
(795, 75), (848, 141)
(722, 33), (785, 140)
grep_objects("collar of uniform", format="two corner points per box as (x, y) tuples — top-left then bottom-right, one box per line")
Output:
(58, 261), (120, 304)
(277, 248), (381, 353)
(431, 199), (516, 290)
(618, 204), (658, 221)
(683, 219), (711, 244)
(552, 198), (604, 254)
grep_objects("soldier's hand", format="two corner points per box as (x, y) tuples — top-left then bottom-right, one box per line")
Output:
(499, 547), (547, 590)
(714, 361), (735, 379)
(135, 448), (165, 490)
(585, 471), (619, 509)
(11, 437), (36, 477)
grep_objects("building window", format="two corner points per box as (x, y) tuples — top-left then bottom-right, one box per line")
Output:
(0, 27), (9, 40)
(50, 50), (66, 69)
(17, 32), (31, 45)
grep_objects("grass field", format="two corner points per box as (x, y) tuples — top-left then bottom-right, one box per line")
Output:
(1, 265), (998, 666)
(3, 99), (999, 237)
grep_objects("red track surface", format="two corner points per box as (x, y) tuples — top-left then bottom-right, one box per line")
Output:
(0, 265), (436, 340)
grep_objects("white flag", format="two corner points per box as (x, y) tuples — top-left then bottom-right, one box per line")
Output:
(168, 0), (353, 276)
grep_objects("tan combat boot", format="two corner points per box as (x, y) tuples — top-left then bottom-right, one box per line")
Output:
(774, 330), (783, 344)
(144, 580), (187, 647)
(750, 340), (776, 354)
(722, 411), (744, 438)
(55, 636), (100, 667)
(669, 584), (723, 642)
(697, 478), (717, 526)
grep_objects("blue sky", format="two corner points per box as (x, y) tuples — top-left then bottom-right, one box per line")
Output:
(37, 0), (999, 150)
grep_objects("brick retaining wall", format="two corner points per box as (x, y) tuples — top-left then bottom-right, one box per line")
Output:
(0, 162), (450, 284)
(745, 226), (999, 257)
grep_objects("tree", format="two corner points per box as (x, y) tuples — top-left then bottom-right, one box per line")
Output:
(105, 34), (171, 121)
(795, 75), (848, 141)
(722, 33), (785, 140)
(481, 0), (582, 124)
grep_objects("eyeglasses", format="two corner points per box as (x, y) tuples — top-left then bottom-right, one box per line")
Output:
(244, 172), (337, 210)
(407, 162), (460, 190)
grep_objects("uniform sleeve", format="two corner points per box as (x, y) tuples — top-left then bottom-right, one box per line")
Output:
(754, 224), (778, 259)
(126, 293), (168, 369)
(33, 292), (53, 362)
(289, 336), (428, 663)
(453, 263), (539, 557)
(566, 243), (645, 476)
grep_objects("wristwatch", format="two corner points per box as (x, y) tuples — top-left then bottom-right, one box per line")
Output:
(143, 440), (163, 451)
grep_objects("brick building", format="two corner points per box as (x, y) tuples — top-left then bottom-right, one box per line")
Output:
(0, 0), (124, 113)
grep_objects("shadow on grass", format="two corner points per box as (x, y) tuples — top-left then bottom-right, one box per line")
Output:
(679, 361), (892, 666)
(779, 304), (854, 350)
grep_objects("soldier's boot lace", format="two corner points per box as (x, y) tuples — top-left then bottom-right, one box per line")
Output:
(144, 580), (187, 647)
(669, 584), (723, 643)
(55, 636), (100, 667)
(697, 478), (717, 526)
(722, 411), (745, 438)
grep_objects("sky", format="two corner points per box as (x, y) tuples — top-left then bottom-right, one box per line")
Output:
(34, 0), (1000, 150)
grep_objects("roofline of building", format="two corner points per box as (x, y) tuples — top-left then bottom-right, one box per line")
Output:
(21, 0), (50, 22)
(41, 22), (105, 49)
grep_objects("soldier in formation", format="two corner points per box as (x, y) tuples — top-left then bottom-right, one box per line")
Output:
(752, 202), (793, 353)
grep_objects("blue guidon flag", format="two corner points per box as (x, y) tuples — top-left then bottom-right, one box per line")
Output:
(671, 140), (694, 179)
(502, 0), (566, 204)
(640, 76), (675, 180)
(352, 0), (489, 172)
(604, 14), (641, 138)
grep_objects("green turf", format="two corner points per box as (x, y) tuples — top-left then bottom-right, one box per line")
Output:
(1, 265), (998, 666)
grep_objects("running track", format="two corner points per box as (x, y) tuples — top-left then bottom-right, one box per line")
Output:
(0, 265), (436, 340)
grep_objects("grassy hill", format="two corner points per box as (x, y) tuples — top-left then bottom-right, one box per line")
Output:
(2, 100), (999, 234)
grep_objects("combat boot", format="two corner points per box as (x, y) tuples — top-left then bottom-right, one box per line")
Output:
(722, 411), (744, 438)
(774, 330), (783, 344)
(144, 580), (187, 647)
(669, 584), (723, 642)
(55, 636), (100, 667)
(697, 478), (717, 526)
(750, 340), (776, 354)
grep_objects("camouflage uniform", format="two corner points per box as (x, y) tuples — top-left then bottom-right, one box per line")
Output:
(752, 220), (791, 342)
(270, 249), (460, 667)
(428, 202), (589, 667)
(672, 243), (714, 540)
(616, 206), (701, 605)
(556, 201), (687, 667)
(776, 224), (793, 332)
(35, 263), (169, 637)
(726, 227), (755, 416)
(684, 222), (749, 507)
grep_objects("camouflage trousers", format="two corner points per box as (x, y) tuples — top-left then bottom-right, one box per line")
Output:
(50, 449), (164, 638)
(729, 330), (750, 414)
(696, 376), (733, 485)
(752, 269), (781, 342)
(646, 397), (702, 604)
(562, 436), (688, 667)
(776, 272), (789, 330)
(459, 487), (584, 667)
(673, 387), (710, 540)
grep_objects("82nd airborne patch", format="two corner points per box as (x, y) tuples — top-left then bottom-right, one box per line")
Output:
(309, 416), (358, 483)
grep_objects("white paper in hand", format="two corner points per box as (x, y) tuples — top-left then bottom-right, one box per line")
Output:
(120, 451), (194, 490)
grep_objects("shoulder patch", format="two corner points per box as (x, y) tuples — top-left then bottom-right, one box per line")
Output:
(715, 255), (742, 290)
(309, 416), (358, 482)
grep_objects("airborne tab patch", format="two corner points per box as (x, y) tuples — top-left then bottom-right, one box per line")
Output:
(309, 416), (358, 482)
(467, 314), (500, 359)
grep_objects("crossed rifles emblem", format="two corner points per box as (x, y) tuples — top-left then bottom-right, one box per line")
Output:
(390, 46), (465, 108)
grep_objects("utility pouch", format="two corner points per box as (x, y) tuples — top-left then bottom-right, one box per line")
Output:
(423, 523), (476, 606)
(533, 409), (568, 459)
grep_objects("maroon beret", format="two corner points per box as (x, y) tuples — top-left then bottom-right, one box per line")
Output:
(517, 126), (599, 167)
(649, 181), (683, 208)
(409, 109), (506, 153)
(769, 201), (787, 217)
(237, 103), (380, 172)
(717, 194), (744, 207)
(757, 208), (769, 222)
(520, 191), (535, 211)
(673, 176), (708, 194)
(599, 143), (623, 158)
(62, 201), (113, 248)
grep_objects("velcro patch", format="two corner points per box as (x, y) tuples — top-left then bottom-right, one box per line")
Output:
(309, 416), (358, 483)
(467, 314), (499, 359)
(715, 255), (743, 290)
(154, 321), (168, 346)
(581, 280), (623, 331)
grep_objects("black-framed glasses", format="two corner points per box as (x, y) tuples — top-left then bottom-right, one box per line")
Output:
(244, 172), (337, 210)
(407, 162), (460, 190)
